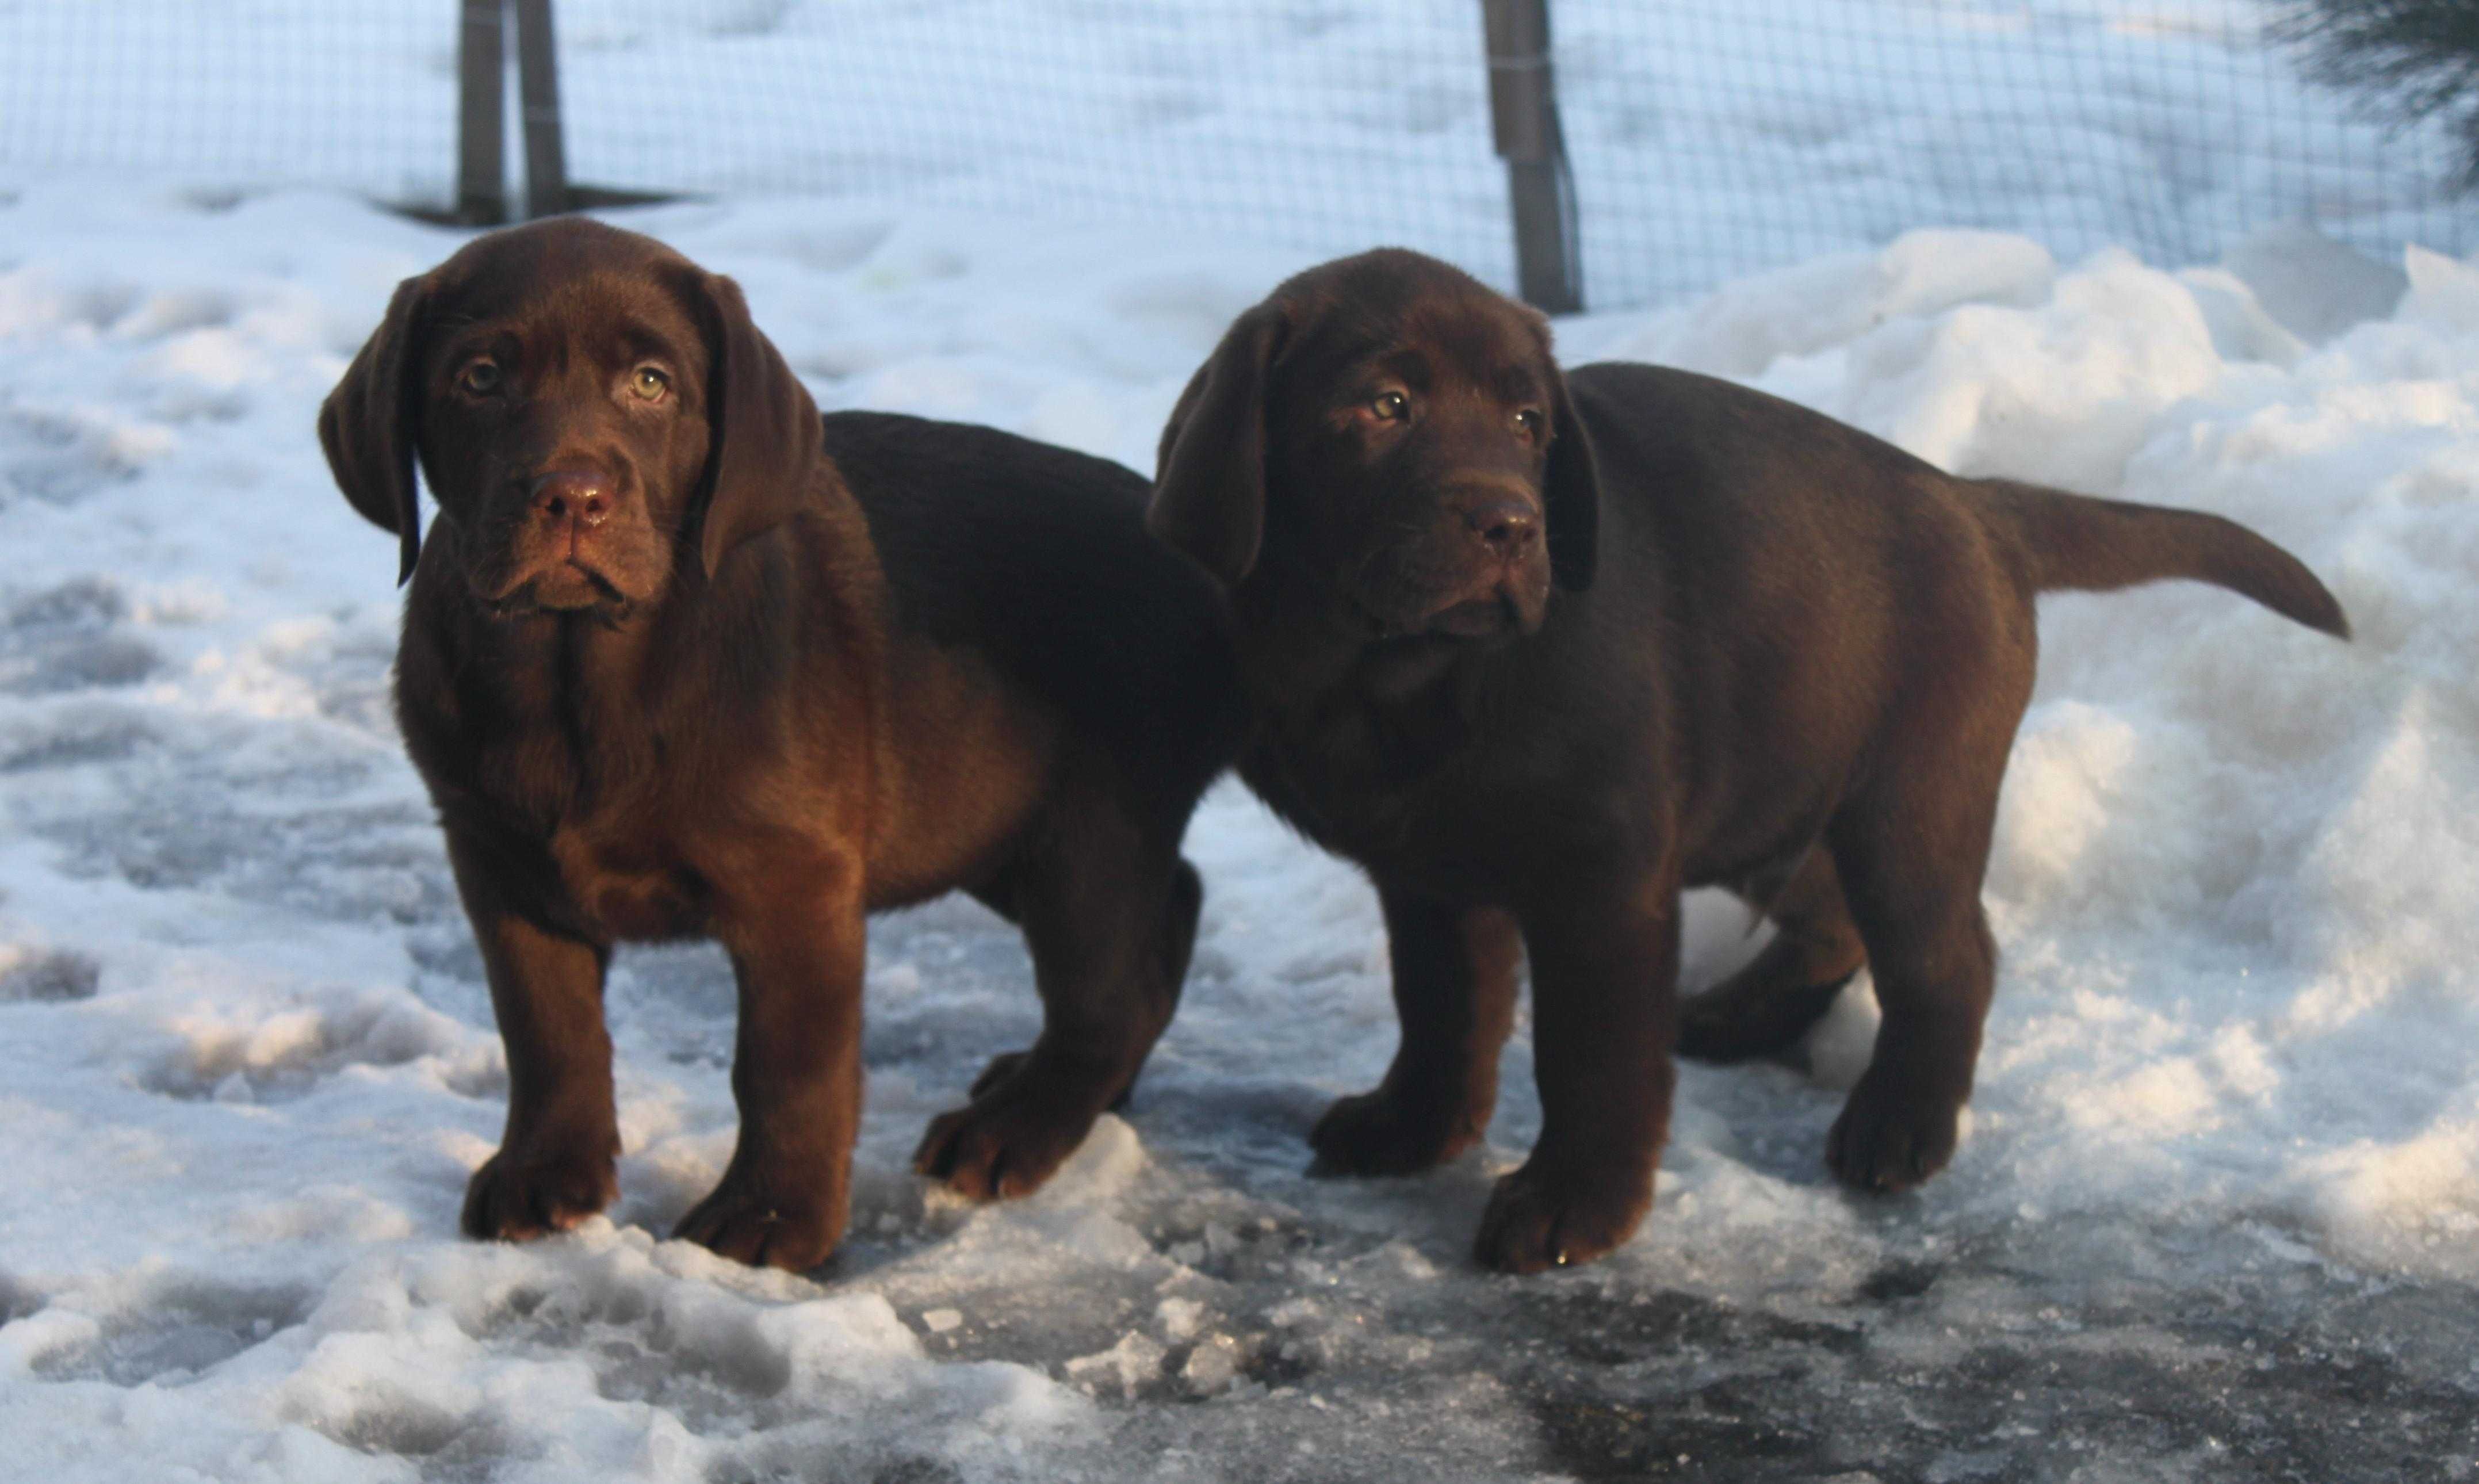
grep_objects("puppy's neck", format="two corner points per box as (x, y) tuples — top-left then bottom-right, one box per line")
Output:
(1235, 570), (1514, 710)
(1234, 587), (1516, 791)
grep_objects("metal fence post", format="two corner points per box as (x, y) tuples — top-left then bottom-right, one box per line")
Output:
(512, 0), (568, 216)
(1482, 0), (1582, 313)
(455, 0), (507, 224)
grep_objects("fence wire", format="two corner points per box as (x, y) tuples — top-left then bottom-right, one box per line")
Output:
(0, 3), (455, 206)
(548, 1), (1512, 285)
(2, 0), (2473, 311)
(1563, 0), (2474, 305)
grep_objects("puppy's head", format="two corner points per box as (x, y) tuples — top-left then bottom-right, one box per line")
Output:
(318, 217), (821, 617)
(1150, 249), (1598, 645)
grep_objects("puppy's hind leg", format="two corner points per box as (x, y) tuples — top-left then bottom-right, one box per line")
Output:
(1310, 886), (1520, 1177)
(915, 792), (1191, 1200)
(1118, 855), (1203, 1111)
(1822, 747), (2010, 1195)
(964, 856), (1200, 1113)
(1677, 847), (1866, 1064)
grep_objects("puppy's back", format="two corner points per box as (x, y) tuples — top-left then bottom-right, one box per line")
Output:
(824, 412), (1243, 794)
(1566, 363), (2344, 644)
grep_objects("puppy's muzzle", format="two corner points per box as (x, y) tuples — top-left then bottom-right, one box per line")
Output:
(531, 468), (614, 552)
(1457, 492), (1539, 565)
(480, 465), (634, 613)
(1352, 481), (1552, 640)
(1421, 486), (1549, 637)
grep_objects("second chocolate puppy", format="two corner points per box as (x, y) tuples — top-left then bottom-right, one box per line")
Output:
(320, 219), (1241, 1270)
(1150, 248), (2348, 1273)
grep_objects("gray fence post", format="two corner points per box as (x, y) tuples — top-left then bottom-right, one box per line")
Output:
(512, 0), (569, 216)
(1482, 0), (1582, 313)
(455, 0), (507, 224)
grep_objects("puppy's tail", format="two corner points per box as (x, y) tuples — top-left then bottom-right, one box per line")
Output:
(1975, 480), (2350, 640)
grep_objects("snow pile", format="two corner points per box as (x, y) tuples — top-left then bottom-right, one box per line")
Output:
(1, 173), (2476, 1476)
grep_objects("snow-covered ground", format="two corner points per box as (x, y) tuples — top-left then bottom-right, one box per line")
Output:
(7, 0), (2479, 1469)
(3, 162), (2477, 1478)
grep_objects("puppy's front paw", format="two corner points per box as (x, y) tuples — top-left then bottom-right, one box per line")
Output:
(1473, 1161), (1651, 1275)
(1826, 1070), (1962, 1194)
(1308, 1084), (1478, 1176)
(461, 1135), (617, 1242)
(913, 1068), (1104, 1202)
(674, 1167), (842, 1271)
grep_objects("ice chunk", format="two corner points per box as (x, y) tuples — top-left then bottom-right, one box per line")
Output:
(2222, 222), (2407, 343)
(1063, 1331), (1165, 1400)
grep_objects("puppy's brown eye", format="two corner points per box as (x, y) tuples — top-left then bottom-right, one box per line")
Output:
(630, 366), (671, 402)
(1371, 391), (1409, 422)
(1515, 408), (1544, 437)
(458, 361), (502, 396)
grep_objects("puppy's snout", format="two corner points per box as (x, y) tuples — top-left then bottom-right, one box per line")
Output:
(531, 469), (614, 529)
(1458, 494), (1539, 560)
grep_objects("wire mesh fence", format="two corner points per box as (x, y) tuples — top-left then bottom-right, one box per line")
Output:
(548, 2), (1517, 287)
(3, 0), (2474, 311)
(1563, 0), (2474, 305)
(0, 2), (457, 207)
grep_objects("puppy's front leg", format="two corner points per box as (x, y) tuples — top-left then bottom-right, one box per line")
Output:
(1476, 875), (1680, 1274)
(452, 839), (621, 1243)
(676, 851), (867, 1271)
(1310, 886), (1520, 1176)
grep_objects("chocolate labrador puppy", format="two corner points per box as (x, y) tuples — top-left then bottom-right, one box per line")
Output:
(320, 218), (1240, 1270)
(1150, 248), (2347, 1273)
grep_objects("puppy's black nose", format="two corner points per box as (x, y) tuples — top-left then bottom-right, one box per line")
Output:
(531, 470), (613, 529)
(1461, 496), (1538, 558)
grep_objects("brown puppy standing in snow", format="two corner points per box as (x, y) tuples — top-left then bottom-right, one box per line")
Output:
(1150, 248), (2347, 1273)
(320, 218), (1241, 1270)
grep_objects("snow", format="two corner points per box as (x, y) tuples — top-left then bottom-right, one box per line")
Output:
(5, 0), (2476, 309)
(3, 173), (2474, 1482)
(3, 8), (2479, 1481)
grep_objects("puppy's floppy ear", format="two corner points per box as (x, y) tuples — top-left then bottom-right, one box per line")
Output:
(687, 271), (823, 580)
(1543, 365), (1601, 592)
(319, 276), (429, 586)
(1150, 301), (1287, 587)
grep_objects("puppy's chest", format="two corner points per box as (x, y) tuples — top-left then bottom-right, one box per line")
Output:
(1246, 701), (1544, 893)
(472, 726), (726, 941)
(549, 811), (713, 940)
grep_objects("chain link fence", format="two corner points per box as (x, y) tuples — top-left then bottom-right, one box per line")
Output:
(3, 0), (2473, 310)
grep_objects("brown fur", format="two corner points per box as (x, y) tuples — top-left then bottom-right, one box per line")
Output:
(321, 218), (1241, 1271)
(1150, 248), (2348, 1274)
